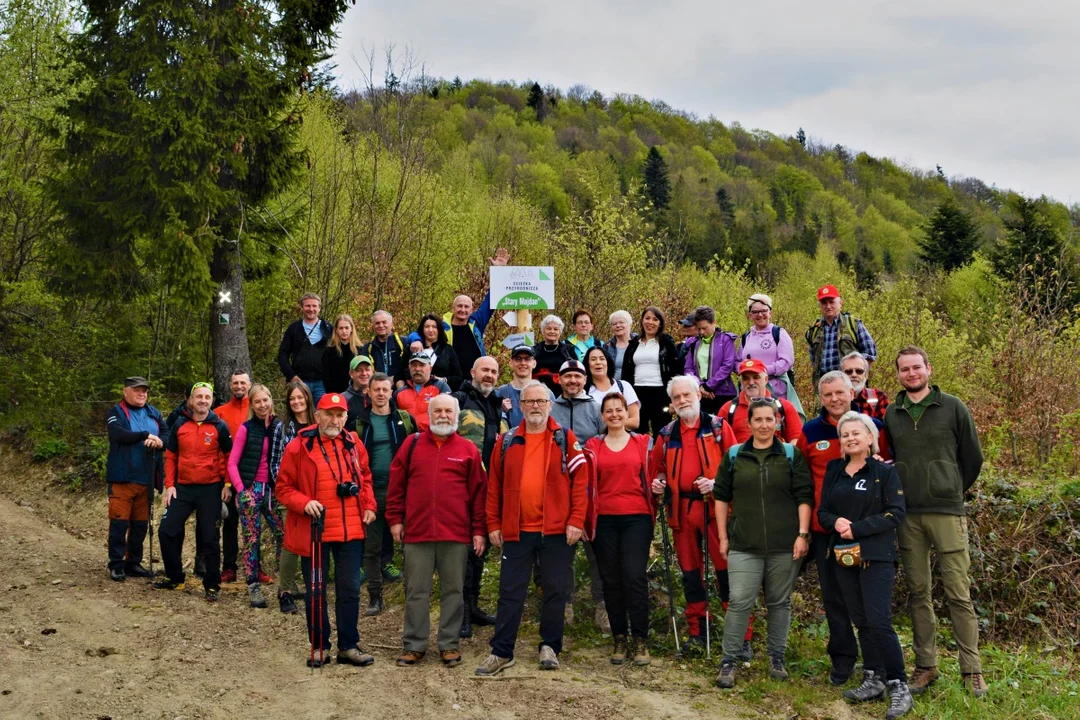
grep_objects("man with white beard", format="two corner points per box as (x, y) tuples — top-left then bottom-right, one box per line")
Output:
(649, 375), (739, 653)
(386, 395), (487, 668)
(842, 351), (890, 421)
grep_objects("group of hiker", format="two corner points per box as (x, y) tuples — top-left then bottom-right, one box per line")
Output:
(105, 249), (986, 718)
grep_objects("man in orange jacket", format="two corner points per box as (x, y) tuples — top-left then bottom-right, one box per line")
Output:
(476, 381), (589, 676)
(275, 392), (378, 668)
(718, 359), (803, 443)
(212, 370), (250, 583)
(154, 382), (232, 601)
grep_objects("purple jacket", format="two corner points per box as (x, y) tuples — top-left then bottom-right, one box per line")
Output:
(739, 324), (794, 399)
(683, 332), (737, 397)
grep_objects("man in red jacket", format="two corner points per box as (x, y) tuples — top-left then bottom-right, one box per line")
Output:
(718, 359), (803, 443)
(275, 392), (378, 668)
(476, 381), (588, 676)
(387, 395), (487, 668)
(154, 382), (232, 601)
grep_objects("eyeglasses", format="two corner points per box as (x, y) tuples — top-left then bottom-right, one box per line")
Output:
(843, 368), (867, 376)
(749, 309), (770, 316)
(522, 399), (550, 407)
(191, 381), (214, 392)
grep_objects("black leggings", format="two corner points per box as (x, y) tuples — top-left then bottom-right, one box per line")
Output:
(592, 514), (653, 639)
(636, 385), (672, 438)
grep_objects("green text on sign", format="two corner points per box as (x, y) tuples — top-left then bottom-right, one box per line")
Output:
(496, 291), (548, 310)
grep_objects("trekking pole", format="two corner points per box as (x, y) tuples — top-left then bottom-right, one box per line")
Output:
(146, 448), (157, 580)
(702, 497), (712, 660)
(310, 513), (325, 673)
(658, 503), (682, 659)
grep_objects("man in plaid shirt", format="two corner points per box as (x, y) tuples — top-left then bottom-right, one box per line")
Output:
(805, 285), (876, 388)
(842, 351), (890, 421)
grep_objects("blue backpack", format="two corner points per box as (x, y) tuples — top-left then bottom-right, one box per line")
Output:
(727, 441), (795, 468)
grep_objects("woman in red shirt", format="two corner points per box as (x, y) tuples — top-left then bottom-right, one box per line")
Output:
(585, 393), (655, 667)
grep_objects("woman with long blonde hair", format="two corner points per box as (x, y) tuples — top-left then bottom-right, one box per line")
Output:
(226, 384), (284, 608)
(322, 314), (362, 393)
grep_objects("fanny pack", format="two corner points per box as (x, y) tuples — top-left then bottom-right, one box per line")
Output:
(833, 542), (863, 568)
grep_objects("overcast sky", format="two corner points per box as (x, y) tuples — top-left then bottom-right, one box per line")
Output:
(331, 1), (1079, 205)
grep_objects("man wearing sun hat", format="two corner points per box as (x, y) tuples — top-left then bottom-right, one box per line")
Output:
(805, 285), (877, 388)
(718, 359), (803, 443)
(105, 376), (166, 582)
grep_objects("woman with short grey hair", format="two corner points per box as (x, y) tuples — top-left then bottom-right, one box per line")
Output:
(605, 310), (636, 381)
(531, 315), (575, 397)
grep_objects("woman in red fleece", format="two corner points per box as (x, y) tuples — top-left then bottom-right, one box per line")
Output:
(275, 392), (377, 668)
(585, 393), (656, 667)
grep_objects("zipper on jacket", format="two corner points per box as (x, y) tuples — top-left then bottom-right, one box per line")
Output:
(759, 455), (769, 550)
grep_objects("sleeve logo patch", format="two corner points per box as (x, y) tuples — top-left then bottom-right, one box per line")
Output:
(815, 440), (831, 451)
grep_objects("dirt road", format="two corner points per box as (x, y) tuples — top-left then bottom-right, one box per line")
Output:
(0, 448), (764, 720)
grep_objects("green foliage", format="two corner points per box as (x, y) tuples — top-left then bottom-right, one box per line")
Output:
(642, 146), (670, 212)
(921, 198), (983, 271)
(991, 195), (1079, 314)
(32, 438), (69, 462)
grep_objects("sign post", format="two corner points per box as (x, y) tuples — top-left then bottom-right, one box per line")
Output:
(490, 266), (554, 339)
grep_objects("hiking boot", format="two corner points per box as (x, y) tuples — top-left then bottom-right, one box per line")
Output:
(830, 660), (856, 686)
(396, 650), (425, 666)
(109, 568), (126, 582)
(279, 591), (298, 614)
(564, 602), (574, 625)
(460, 599), (474, 639)
(382, 562), (402, 582)
(886, 679), (914, 718)
(538, 644), (560, 670)
(631, 638), (651, 667)
(737, 639), (754, 664)
(440, 649), (462, 667)
(716, 659), (737, 689)
(610, 635), (628, 665)
(306, 649), (327, 668)
(908, 666), (939, 695)
(683, 632), (707, 655)
(338, 647), (375, 666)
(194, 554), (207, 578)
(365, 588), (384, 617)
(475, 653), (515, 676)
(221, 569), (237, 584)
(844, 670), (886, 702)
(595, 601), (611, 634)
(248, 583), (268, 609)
(963, 673), (988, 698)
(151, 578), (185, 591)
(768, 653), (789, 681)
(125, 563), (153, 578)
(470, 603), (496, 626)
(204, 587), (220, 602)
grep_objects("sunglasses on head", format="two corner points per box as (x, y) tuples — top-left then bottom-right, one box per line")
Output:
(191, 381), (214, 392)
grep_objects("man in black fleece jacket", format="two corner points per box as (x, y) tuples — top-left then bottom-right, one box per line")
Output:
(277, 292), (332, 401)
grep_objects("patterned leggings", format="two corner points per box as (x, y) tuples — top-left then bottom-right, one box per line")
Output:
(237, 482), (283, 585)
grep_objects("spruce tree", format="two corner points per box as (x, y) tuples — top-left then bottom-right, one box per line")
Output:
(527, 82), (547, 120)
(796, 127), (806, 147)
(49, 0), (351, 393)
(918, 199), (982, 271)
(991, 195), (1078, 311)
(643, 146), (671, 212)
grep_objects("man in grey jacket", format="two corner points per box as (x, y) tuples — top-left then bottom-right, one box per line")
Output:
(550, 360), (604, 443)
(883, 345), (986, 699)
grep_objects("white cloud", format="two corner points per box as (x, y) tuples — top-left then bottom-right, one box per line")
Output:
(331, 0), (1080, 203)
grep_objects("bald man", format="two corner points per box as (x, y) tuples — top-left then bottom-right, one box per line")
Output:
(410, 248), (510, 390)
(452, 356), (509, 637)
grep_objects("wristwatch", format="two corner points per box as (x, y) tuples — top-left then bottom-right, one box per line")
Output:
(797, 531), (811, 540)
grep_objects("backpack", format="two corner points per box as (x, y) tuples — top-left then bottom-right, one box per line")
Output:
(727, 441), (795, 468)
(659, 413), (730, 447)
(500, 425), (569, 477)
(741, 325), (795, 384)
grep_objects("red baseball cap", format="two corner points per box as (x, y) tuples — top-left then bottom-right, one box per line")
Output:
(817, 284), (841, 301)
(737, 358), (768, 376)
(317, 393), (348, 412)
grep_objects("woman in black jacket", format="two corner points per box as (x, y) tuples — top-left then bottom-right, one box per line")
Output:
(321, 314), (361, 393)
(532, 314), (575, 397)
(399, 313), (463, 390)
(621, 306), (680, 437)
(817, 411), (912, 718)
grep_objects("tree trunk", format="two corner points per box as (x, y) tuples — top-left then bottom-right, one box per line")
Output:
(209, 240), (251, 404)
